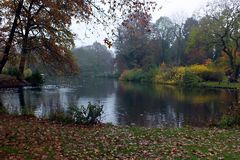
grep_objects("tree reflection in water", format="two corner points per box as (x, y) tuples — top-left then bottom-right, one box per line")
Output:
(0, 77), (236, 127)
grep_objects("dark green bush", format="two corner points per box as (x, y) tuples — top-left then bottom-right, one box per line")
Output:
(26, 70), (44, 85)
(68, 102), (103, 124)
(119, 68), (157, 82)
(0, 106), (8, 114)
(218, 105), (240, 127)
(49, 102), (104, 125)
(21, 106), (35, 116)
(198, 70), (224, 82)
(182, 71), (202, 87)
(218, 115), (240, 128)
(120, 65), (224, 85)
(187, 65), (224, 82)
(3, 67), (20, 78)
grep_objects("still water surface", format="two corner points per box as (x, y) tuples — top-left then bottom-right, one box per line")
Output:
(0, 77), (237, 127)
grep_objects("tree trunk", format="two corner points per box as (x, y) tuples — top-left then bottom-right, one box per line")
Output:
(19, 35), (29, 80)
(225, 51), (238, 81)
(19, 53), (26, 80)
(0, 0), (24, 73)
(19, 11), (32, 80)
(228, 56), (239, 81)
(234, 65), (240, 80)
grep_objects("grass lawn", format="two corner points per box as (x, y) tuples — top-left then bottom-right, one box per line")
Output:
(1, 114), (240, 159)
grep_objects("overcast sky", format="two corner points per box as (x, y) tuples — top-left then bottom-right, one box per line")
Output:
(71, 0), (209, 48)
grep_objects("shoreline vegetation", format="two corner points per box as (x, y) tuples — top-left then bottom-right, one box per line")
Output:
(0, 70), (44, 88)
(0, 74), (30, 88)
(119, 64), (240, 90)
(1, 114), (240, 159)
(0, 63), (239, 90)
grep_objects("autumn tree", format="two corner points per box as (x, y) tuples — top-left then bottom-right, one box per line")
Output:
(0, 0), (24, 73)
(115, 12), (161, 71)
(14, 0), (90, 78)
(192, 0), (240, 79)
(183, 17), (212, 64)
(0, 0), (158, 78)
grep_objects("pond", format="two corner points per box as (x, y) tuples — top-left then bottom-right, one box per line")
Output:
(0, 76), (237, 127)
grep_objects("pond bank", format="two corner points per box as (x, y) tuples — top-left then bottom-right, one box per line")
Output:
(0, 74), (30, 88)
(1, 114), (240, 159)
(119, 66), (240, 90)
(153, 81), (240, 90)
(201, 81), (240, 89)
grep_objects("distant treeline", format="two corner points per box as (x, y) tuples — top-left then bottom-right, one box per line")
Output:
(72, 42), (114, 77)
(114, 0), (240, 80)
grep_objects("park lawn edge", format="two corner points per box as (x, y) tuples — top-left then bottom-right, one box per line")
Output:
(1, 114), (240, 159)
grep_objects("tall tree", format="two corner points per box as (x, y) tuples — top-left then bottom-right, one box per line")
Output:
(183, 17), (210, 64)
(155, 16), (175, 63)
(190, 0), (240, 79)
(171, 14), (187, 65)
(115, 12), (160, 71)
(183, 17), (198, 40)
(15, 0), (85, 78)
(0, 0), (158, 76)
(0, 0), (24, 73)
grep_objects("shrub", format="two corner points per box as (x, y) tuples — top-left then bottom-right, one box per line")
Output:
(24, 68), (32, 79)
(218, 105), (240, 127)
(182, 71), (202, 87)
(188, 64), (209, 73)
(20, 106), (35, 116)
(152, 70), (165, 83)
(119, 69), (140, 81)
(120, 65), (224, 85)
(168, 67), (186, 83)
(153, 67), (185, 84)
(3, 67), (20, 78)
(49, 102), (104, 125)
(26, 70), (44, 85)
(218, 115), (240, 128)
(84, 102), (104, 124)
(119, 68), (156, 82)
(188, 65), (224, 82)
(140, 68), (157, 82)
(2, 68), (8, 75)
(0, 106), (8, 114)
(201, 70), (224, 82)
(67, 102), (103, 124)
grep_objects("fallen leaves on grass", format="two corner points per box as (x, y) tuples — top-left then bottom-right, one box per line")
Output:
(1, 115), (240, 159)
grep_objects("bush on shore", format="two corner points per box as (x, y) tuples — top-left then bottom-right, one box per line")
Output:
(25, 70), (44, 85)
(218, 104), (240, 127)
(182, 71), (202, 87)
(187, 65), (224, 82)
(120, 65), (224, 86)
(2, 67), (20, 78)
(2, 68), (44, 85)
(50, 102), (104, 125)
(119, 68), (157, 82)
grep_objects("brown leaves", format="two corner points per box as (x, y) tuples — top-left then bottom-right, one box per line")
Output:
(1, 115), (240, 159)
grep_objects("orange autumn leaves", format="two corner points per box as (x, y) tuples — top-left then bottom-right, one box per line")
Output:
(0, 0), (158, 75)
